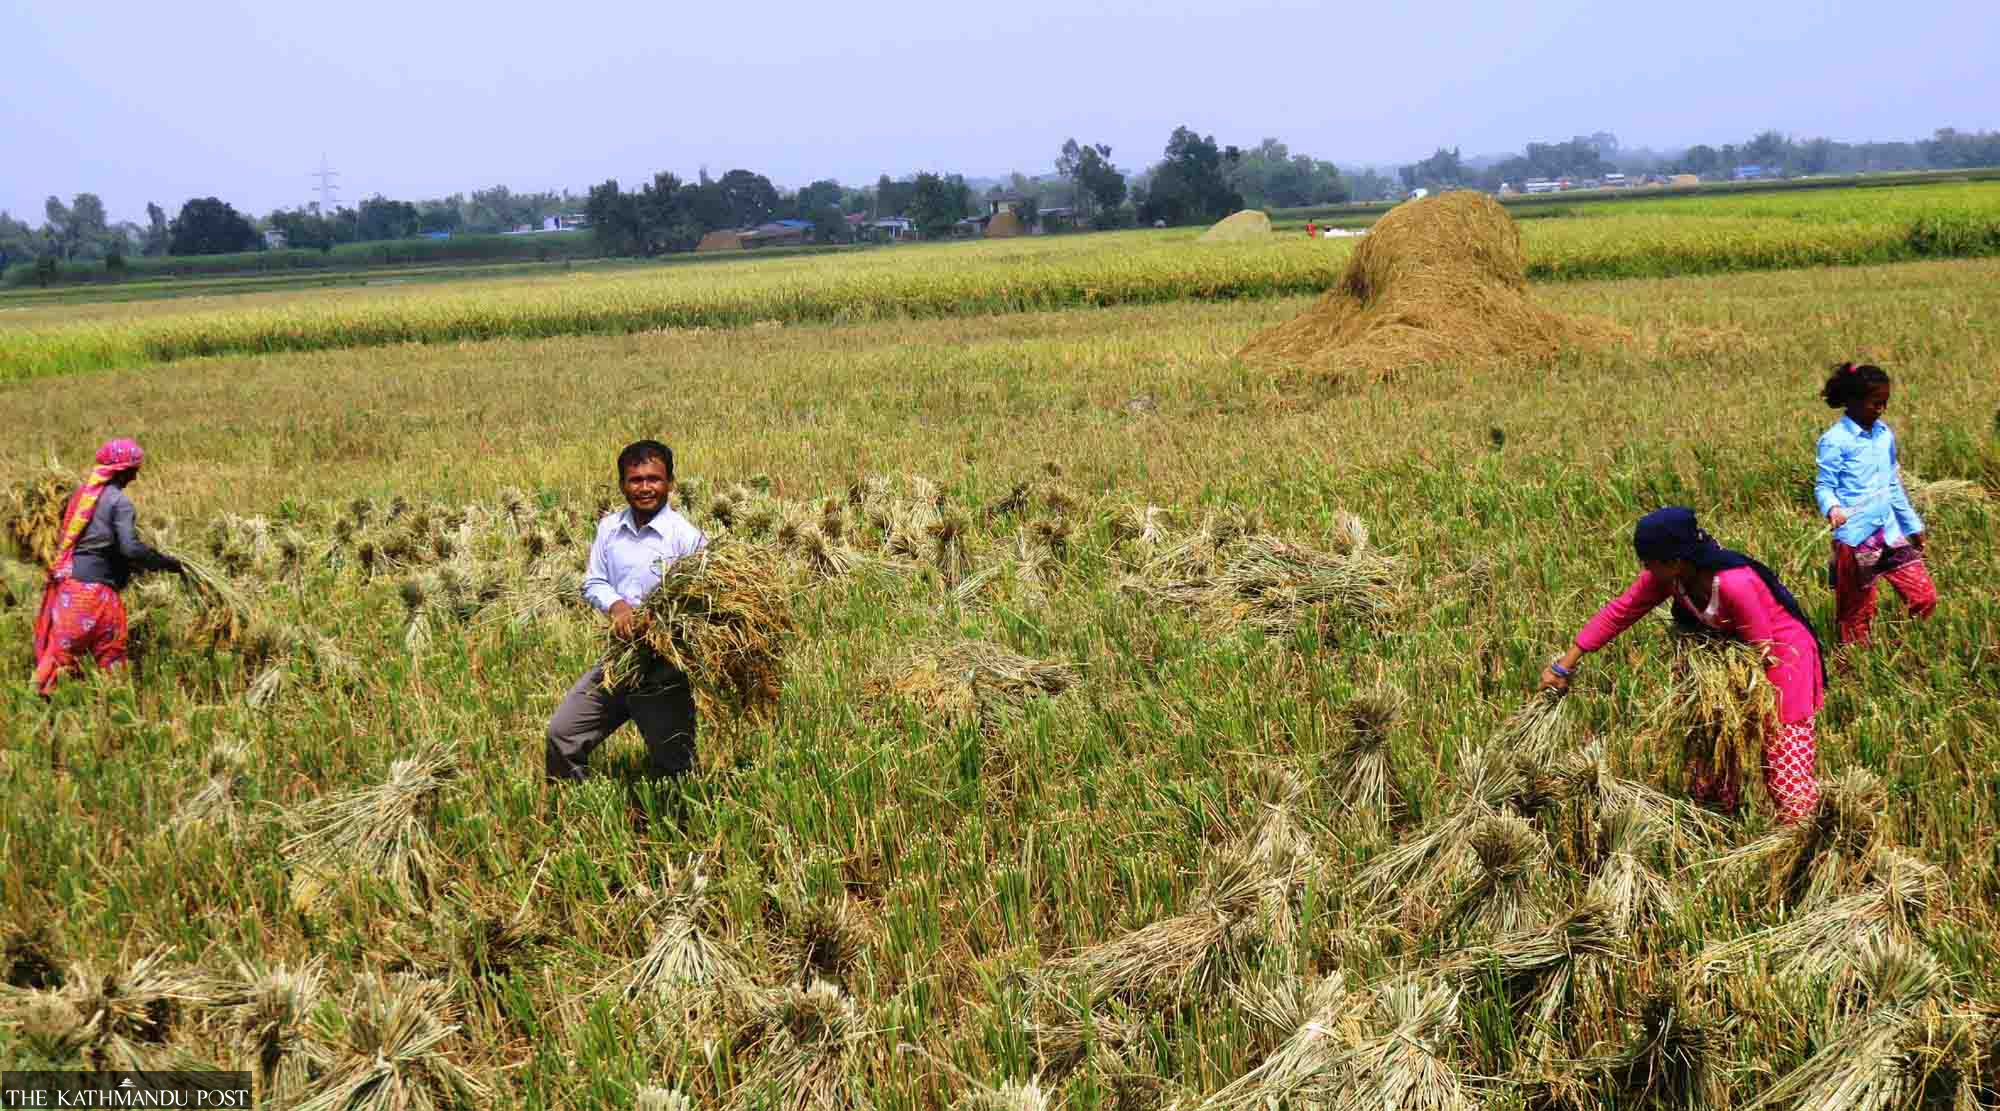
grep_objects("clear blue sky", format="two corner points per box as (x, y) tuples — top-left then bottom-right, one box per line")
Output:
(3, 0), (1994, 223)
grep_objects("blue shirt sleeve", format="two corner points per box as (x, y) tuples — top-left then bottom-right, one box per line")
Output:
(1813, 429), (1844, 518)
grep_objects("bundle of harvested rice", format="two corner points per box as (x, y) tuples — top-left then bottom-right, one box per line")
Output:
(1748, 939), (1948, 1111)
(219, 954), (333, 1100)
(1238, 191), (1624, 381)
(297, 973), (488, 1111)
(636, 1087), (695, 1111)
(614, 868), (749, 1004)
(168, 552), (258, 652)
(1436, 813), (1550, 938)
(865, 638), (1077, 731)
(1712, 767), (1891, 906)
(0, 465), (74, 566)
(1037, 859), (1271, 1003)
(609, 539), (795, 718)
(898, 1044), (1053, 1111)
(1299, 975), (1477, 1111)
(281, 744), (458, 909)
(1606, 985), (1729, 1110)
(1018, 988), (1144, 1074)
(1651, 637), (1777, 813)
(1200, 972), (1352, 1110)
(1136, 523), (1401, 637)
(731, 978), (865, 1111)
(1905, 472), (1986, 511)
(1332, 684), (1405, 815)
(1587, 804), (1678, 934)
(1491, 689), (1574, 764)
(1697, 847), (1939, 985)
(169, 740), (250, 832)
(18, 948), (227, 1070)
(1350, 741), (1524, 914)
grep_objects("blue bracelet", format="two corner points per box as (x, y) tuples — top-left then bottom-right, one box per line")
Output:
(1549, 659), (1574, 678)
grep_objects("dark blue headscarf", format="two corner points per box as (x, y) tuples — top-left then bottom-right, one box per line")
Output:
(1633, 507), (1827, 683)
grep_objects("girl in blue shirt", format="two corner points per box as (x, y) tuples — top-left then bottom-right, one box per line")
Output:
(1814, 362), (1937, 645)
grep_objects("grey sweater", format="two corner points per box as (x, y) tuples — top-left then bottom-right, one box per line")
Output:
(70, 484), (179, 589)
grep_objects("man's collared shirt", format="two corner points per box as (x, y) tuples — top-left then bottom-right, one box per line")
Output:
(581, 506), (707, 613)
(1815, 415), (1924, 547)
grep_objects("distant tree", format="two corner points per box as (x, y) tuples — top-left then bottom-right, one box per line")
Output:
(267, 206), (338, 251)
(808, 204), (848, 244)
(1137, 127), (1242, 226)
(717, 169), (780, 228)
(417, 199), (461, 234)
(873, 174), (918, 218)
(1398, 147), (1465, 192)
(1346, 168), (1396, 202)
(639, 171), (708, 253)
(1681, 144), (1722, 177)
(356, 196), (422, 241)
(797, 179), (844, 216)
(142, 202), (171, 256)
(1227, 138), (1350, 209)
(1058, 138), (1128, 224)
(168, 197), (259, 255)
(43, 196), (73, 258)
(0, 210), (41, 268)
(1742, 130), (1792, 170)
(907, 172), (970, 237)
(585, 179), (648, 255)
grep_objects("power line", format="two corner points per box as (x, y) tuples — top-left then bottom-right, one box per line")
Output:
(310, 154), (341, 212)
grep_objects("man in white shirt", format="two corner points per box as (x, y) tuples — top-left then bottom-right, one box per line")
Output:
(545, 440), (708, 781)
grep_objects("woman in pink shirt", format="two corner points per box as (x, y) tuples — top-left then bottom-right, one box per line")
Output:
(1540, 507), (1828, 823)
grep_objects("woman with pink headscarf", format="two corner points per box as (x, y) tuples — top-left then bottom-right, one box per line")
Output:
(32, 438), (183, 695)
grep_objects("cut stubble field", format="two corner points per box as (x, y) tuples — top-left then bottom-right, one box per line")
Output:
(1, 247), (1998, 1108)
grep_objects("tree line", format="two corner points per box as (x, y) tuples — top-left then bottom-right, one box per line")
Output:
(1397, 127), (2000, 194)
(12, 124), (1998, 270)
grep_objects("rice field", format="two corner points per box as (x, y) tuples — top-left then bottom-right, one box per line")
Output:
(2, 243), (1999, 1109)
(3, 180), (1999, 383)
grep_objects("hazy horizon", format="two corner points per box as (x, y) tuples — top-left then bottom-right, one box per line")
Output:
(4, 0), (1995, 225)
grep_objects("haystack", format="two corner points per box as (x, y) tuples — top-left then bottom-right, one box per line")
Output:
(1236, 191), (1622, 379)
(985, 210), (1026, 238)
(1200, 210), (1271, 241)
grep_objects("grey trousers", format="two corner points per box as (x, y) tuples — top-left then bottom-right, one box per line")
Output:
(544, 660), (696, 781)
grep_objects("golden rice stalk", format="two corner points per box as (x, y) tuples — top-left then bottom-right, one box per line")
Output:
(1300, 975), (1478, 1111)
(1441, 900), (1620, 985)
(1198, 533), (1403, 634)
(1652, 637), (1777, 812)
(169, 740), (251, 833)
(296, 973), (488, 1111)
(1711, 767), (1891, 906)
(1038, 859), (1271, 1003)
(0, 465), (74, 567)
(1349, 741), (1524, 914)
(1605, 985), (1730, 1110)
(1696, 847), (1940, 985)
(614, 868), (749, 1004)
(1200, 972), (1353, 1110)
(636, 1087), (694, 1111)
(865, 638), (1078, 732)
(164, 550), (258, 652)
(1587, 804), (1678, 935)
(1491, 689), (1575, 764)
(898, 1043), (1054, 1111)
(731, 978), (866, 1111)
(280, 744), (457, 910)
(218, 954), (333, 1101)
(1333, 684), (1405, 815)
(1905, 473), (1985, 511)
(1748, 939), (1949, 1111)
(610, 539), (795, 718)
(1436, 813), (1550, 938)
(17, 948), (230, 1070)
